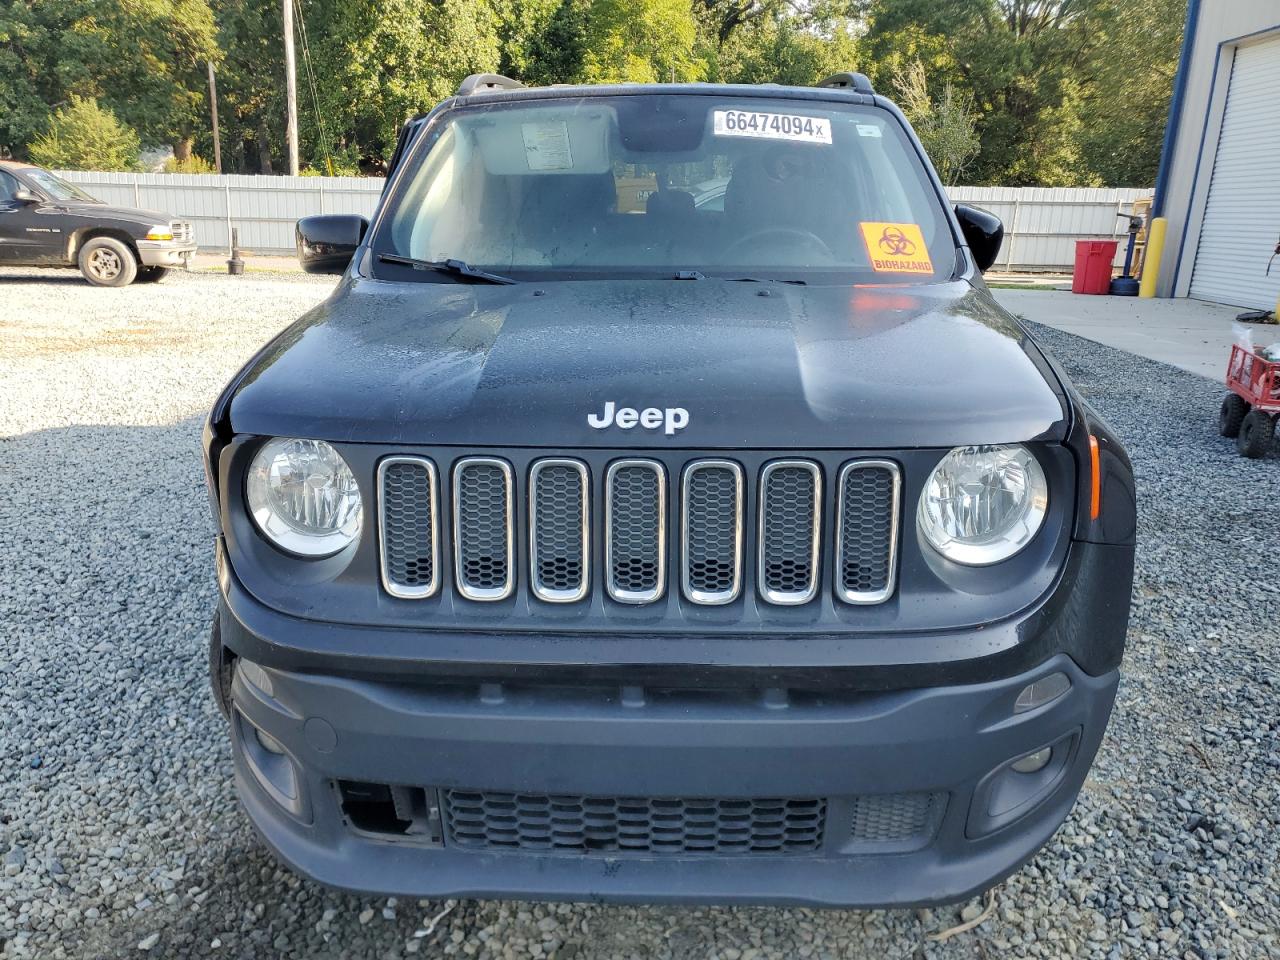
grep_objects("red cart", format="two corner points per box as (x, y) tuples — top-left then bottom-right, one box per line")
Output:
(1220, 343), (1280, 458)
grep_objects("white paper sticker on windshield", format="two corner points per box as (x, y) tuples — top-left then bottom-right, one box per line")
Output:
(522, 121), (573, 170)
(712, 110), (832, 145)
(856, 124), (882, 138)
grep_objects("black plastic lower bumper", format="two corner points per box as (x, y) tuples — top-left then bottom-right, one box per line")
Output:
(220, 631), (1117, 907)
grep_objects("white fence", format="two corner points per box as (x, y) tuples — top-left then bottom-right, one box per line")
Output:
(59, 171), (1151, 271)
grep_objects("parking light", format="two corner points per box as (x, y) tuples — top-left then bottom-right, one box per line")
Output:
(145, 226), (174, 241)
(1013, 671), (1070, 713)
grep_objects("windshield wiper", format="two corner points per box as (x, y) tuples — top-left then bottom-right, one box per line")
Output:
(672, 270), (806, 285)
(377, 253), (518, 285)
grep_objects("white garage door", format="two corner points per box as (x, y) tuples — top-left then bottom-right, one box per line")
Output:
(1190, 36), (1280, 309)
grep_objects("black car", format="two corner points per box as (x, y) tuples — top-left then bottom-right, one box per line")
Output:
(0, 160), (196, 286)
(204, 73), (1136, 908)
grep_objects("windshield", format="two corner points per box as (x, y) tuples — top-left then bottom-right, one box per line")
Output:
(375, 94), (957, 284)
(27, 169), (98, 203)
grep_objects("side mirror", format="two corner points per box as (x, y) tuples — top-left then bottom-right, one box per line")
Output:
(12, 189), (39, 204)
(954, 204), (1004, 273)
(296, 214), (368, 274)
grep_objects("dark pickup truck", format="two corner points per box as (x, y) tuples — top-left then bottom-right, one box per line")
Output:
(0, 160), (195, 286)
(204, 72), (1136, 908)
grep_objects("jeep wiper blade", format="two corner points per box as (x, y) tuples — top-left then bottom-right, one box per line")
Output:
(377, 253), (517, 284)
(726, 276), (807, 285)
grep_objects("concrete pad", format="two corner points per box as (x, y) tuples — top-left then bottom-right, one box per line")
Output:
(992, 288), (1275, 381)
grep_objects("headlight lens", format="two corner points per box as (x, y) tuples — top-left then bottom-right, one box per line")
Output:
(245, 438), (362, 557)
(145, 225), (173, 241)
(917, 444), (1048, 565)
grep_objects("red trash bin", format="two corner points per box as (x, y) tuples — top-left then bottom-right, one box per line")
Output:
(1071, 239), (1119, 295)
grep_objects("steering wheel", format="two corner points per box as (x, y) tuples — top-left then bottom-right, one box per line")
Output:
(722, 226), (836, 263)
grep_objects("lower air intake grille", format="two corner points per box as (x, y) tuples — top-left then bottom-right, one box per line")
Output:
(759, 461), (820, 604)
(836, 461), (900, 604)
(443, 790), (826, 856)
(453, 458), (513, 600)
(848, 792), (945, 851)
(606, 461), (665, 602)
(378, 458), (438, 598)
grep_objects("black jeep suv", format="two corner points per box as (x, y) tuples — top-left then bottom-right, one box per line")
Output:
(0, 160), (195, 286)
(204, 73), (1135, 907)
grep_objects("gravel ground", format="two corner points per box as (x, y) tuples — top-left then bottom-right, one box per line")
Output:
(1, 267), (1278, 959)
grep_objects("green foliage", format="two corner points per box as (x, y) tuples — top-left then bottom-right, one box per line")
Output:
(892, 60), (979, 185)
(0, 0), (218, 157)
(27, 95), (141, 170)
(1, 0), (1185, 185)
(162, 154), (216, 173)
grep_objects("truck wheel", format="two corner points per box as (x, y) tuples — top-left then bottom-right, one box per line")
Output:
(137, 266), (170, 284)
(78, 236), (138, 287)
(1219, 394), (1249, 437)
(1236, 409), (1275, 459)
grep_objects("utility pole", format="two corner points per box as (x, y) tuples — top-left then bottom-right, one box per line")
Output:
(283, 0), (299, 176)
(207, 61), (222, 174)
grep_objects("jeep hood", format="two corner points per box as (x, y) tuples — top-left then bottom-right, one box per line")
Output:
(226, 277), (1067, 448)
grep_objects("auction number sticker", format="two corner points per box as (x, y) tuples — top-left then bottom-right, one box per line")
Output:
(860, 222), (934, 274)
(712, 110), (832, 145)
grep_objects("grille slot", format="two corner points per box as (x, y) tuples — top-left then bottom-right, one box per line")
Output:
(758, 460), (821, 605)
(605, 460), (666, 603)
(848, 792), (945, 852)
(377, 457), (439, 598)
(836, 461), (901, 604)
(453, 458), (514, 601)
(682, 460), (744, 604)
(529, 459), (589, 602)
(443, 789), (826, 856)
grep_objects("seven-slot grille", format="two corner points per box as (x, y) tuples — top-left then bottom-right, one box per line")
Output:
(378, 455), (900, 606)
(442, 789), (826, 855)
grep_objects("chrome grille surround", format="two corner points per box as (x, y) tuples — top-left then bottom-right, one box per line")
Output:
(528, 458), (590, 603)
(681, 460), (744, 605)
(757, 460), (822, 605)
(604, 459), (667, 604)
(377, 456), (440, 599)
(170, 221), (194, 244)
(835, 460), (901, 605)
(452, 457), (515, 601)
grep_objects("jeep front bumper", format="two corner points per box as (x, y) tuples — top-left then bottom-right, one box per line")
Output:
(212, 549), (1124, 908)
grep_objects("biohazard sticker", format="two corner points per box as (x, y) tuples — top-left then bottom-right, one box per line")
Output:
(860, 222), (934, 274)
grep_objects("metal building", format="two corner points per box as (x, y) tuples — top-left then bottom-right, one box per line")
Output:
(1155, 3), (1280, 309)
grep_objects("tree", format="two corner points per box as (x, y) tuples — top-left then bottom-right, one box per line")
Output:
(27, 95), (141, 170)
(580, 0), (702, 84)
(893, 60), (980, 184)
(707, 5), (862, 86)
(0, 0), (218, 159)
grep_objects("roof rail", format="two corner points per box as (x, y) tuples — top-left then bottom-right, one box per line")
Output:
(816, 72), (875, 95)
(456, 73), (526, 97)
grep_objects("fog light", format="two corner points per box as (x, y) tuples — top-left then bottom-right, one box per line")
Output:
(1014, 672), (1070, 713)
(255, 728), (286, 755)
(1011, 747), (1052, 774)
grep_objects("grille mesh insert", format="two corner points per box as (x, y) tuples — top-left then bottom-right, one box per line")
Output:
(531, 462), (586, 599)
(838, 465), (897, 600)
(443, 790), (826, 855)
(760, 463), (818, 600)
(684, 464), (741, 602)
(607, 463), (663, 600)
(455, 461), (511, 597)
(848, 792), (944, 849)
(380, 460), (436, 594)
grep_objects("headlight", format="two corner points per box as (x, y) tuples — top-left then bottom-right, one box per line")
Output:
(145, 225), (173, 241)
(917, 444), (1048, 565)
(245, 438), (362, 557)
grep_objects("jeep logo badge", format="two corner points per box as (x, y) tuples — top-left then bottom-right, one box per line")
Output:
(588, 401), (689, 436)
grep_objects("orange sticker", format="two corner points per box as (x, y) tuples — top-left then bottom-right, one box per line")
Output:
(860, 222), (934, 274)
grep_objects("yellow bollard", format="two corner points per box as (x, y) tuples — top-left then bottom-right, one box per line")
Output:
(1138, 216), (1167, 298)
